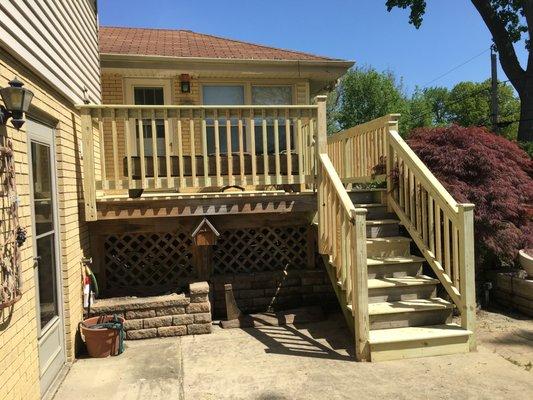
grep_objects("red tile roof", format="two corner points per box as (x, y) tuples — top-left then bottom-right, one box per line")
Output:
(99, 26), (340, 61)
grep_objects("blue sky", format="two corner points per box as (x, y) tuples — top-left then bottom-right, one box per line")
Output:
(98, 0), (528, 94)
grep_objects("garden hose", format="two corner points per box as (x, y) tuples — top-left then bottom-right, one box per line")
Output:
(86, 314), (125, 355)
(85, 265), (99, 297)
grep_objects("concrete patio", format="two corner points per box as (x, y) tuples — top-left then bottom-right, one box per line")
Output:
(53, 311), (532, 400)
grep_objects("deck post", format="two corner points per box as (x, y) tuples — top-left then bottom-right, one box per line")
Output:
(458, 203), (476, 351)
(351, 208), (370, 361)
(315, 95), (328, 242)
(81, 109), (97, 221)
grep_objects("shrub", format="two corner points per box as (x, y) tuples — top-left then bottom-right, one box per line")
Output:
(407, 125), (533, 270)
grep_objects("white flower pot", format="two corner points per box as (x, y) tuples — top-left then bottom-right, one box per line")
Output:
(518, 250), (533, 278)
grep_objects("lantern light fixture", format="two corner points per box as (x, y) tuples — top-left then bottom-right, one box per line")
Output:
(0, 77), (34, 130)
(180, 74), (191, 93)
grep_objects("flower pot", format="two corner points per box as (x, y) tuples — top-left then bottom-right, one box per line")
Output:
(80, 315), (125, 358)
(518, 250), (533, 278)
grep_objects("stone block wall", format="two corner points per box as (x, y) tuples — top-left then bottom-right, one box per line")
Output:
(90, 282), (212, 339)
(211, 270), (336, 318)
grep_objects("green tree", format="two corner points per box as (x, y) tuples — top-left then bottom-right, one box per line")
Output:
(328, 66), (409, 135)
(386, 0), (533, 142)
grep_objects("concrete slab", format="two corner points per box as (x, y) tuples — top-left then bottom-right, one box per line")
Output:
(53, 312), (532, 400)
(53, 338), (183, 400)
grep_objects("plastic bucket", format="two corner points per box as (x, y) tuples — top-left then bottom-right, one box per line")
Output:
(80, 315), (125, 358)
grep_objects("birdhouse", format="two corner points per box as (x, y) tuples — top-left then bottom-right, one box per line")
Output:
(191, 218), (220, 246)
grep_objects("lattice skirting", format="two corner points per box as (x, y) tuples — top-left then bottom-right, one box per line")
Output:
(103, 229), (195, 297)
(213, 225), (310, 275)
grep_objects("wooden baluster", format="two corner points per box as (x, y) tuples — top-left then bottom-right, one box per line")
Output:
(226, 109), (233, 186)
(189, 109), (197, 187)
(398, 160), (404, 208)
(214, 109), (222, 187)
(341, 213), (348, 289)
(201, 109), (209, 187)
(428, 196), (435, 255)
(403, 163), (410, 217)
(296, 113), (304, 186)
(111, 109), (120, 189)
(123, 110), (132, 190)
(98, 110), (108, 190)
(238, 110), (245, 186)
(409, 170), (415, 226)
(274, 110), (281, 185)
(164, 109), (172, 189)
(151, 110), (159, 189)
(177, 110), (185, 188)
(435, 204), (442, 264)
(444, 216), (451, 277)
(138, 110), (146, 189)
(285, 109), (292, 184)
(415, 180), (422, 234)
(452, 222), (460, 287)
(261, 109), (269, 185)
(422, 188), (428, 245)
(249, 109), (257, 185)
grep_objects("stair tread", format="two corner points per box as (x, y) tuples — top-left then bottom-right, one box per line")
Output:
(366, 219), (400, 226)
(368, 298), (453, 315)
(367, 236), (411, 244)
(368, 275), (439, 289)
(348, 188), (386, 193)
(367, 256), (425, 266)
(352, 203), (386, 208)
(369, 323), (472, 345)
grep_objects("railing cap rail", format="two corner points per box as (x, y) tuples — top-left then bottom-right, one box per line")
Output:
(76, 104), (319, 110)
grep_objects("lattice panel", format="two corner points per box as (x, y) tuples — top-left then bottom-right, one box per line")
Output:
(213, 226), (309, 275)
(103, 230), (194, 296)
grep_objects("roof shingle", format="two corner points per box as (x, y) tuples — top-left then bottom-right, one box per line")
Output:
(99, 26), (340, 61)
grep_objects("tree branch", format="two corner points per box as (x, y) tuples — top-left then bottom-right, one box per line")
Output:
(523, 0), (533, 71)
(471, 0), (525, 92)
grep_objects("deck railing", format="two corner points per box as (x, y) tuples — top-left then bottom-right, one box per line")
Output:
(79, 104), (318, 220)
(328, 114), (476, 350)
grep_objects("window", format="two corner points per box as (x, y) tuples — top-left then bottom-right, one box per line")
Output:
(251, 86), (294, 154)
(203, 85), (245, 154)
(134, 87), (166, 157)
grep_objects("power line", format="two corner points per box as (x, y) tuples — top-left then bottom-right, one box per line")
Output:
(423, 48), (491, 87)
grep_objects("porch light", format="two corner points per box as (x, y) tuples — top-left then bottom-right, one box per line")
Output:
(0, 77), (34, 130)
(180, 74), (191, 93)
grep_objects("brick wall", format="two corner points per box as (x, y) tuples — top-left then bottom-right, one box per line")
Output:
(0, 52), (90, 399)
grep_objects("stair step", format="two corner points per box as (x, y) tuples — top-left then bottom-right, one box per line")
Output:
(368, 323), (472, 362)
(352, 203), (394, 220)
(348, 188), (386, 204)
(366, 219), (400, 238)
(368, 298), (454, 330)
(367, 256), (424, 278)
(367, 236), (411, 258)
(368, 275), (439, 303)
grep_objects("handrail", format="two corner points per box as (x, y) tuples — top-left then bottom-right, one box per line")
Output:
(315, 96), (370, 361)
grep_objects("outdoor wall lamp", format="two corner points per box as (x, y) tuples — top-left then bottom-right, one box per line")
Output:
(180, 74), (191, 93)
(0, 77), (34, 130)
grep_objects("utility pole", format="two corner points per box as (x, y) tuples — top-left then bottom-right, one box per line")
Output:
(490, 47), (499, 133)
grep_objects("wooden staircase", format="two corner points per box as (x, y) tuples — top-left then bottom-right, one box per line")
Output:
(315, 108), (476, 362)
(322, 188), (472, 362)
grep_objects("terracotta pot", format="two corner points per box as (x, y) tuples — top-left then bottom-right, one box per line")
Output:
(519, 250), (533, 278)
(80, 315), (125, 358)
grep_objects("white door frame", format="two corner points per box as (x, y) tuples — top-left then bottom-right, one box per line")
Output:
(27, 118), (66, 395)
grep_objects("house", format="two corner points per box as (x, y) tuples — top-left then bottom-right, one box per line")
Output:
(0, 1), (99, 398)
(0, 6), (477, 400)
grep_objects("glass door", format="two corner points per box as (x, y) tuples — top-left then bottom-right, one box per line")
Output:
(27, 119), (65, 395)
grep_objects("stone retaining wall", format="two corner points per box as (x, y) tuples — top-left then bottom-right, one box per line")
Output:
(211, 270), (336, 318)
(90, 282), (211, 339)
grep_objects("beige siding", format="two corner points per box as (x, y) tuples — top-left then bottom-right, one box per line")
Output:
(0, 0), (100, 104)
(0, 50), (89, 400)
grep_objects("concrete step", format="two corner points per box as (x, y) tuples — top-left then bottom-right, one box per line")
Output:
(368, 323), (472, 362)
(367, 275), (439, 303)
(368, 298), (454, 330)
(366, 236), (412, 258)
(348, 188), (386, 204)
(367, 256), (425, 278)
(366, 219), (400, 238)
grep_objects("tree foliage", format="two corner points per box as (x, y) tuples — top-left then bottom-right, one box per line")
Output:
(385, 0), (532, 141)
(408, 125), (533, 269)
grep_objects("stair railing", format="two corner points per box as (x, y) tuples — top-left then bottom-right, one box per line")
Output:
(327, 113), (476, 351)
(315, 96), (370, 361)
(385, 121), (476, 350)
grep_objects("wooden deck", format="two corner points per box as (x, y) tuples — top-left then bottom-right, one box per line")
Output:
(95, 190), (317, 220)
